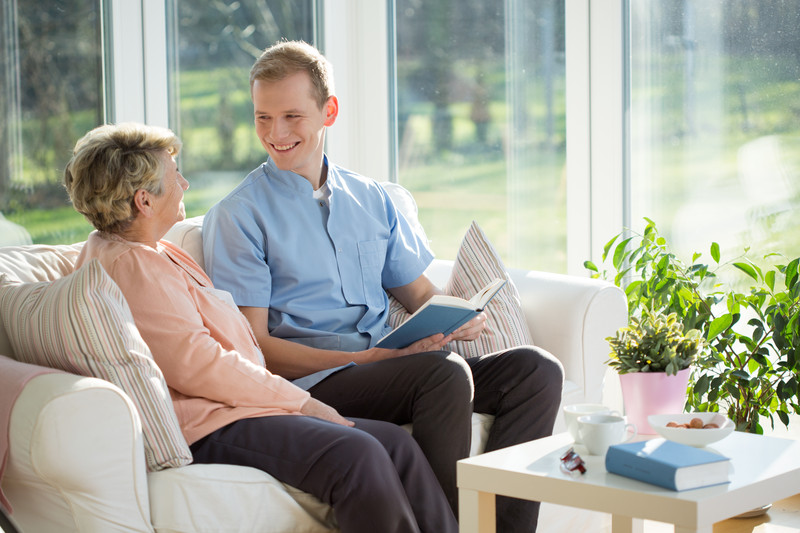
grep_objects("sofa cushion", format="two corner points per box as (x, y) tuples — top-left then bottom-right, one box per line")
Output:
(0, 259), (192, 471)
(0, 243), (82, 283)
(388, 221), (533, 358)
(0, 243), (84, 357)
(149, 464), (337, 533)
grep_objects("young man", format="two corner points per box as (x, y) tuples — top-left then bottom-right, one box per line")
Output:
(203, 40), (563, 532)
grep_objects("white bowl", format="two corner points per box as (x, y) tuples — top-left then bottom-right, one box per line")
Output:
(647, 413), (734, 447)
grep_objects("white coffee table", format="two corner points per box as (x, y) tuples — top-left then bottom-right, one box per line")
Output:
(457, 431), (800, 533)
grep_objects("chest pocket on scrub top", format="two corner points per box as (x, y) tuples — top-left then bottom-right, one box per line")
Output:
(357, 239), (388, 307)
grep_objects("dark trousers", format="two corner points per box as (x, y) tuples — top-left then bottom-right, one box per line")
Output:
(190, 415), (457, 533)
(309, 346), (564, 533)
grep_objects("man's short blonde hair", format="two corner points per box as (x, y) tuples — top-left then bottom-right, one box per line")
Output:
(64, 122), (182, 234)
(250, 40), (334, 109)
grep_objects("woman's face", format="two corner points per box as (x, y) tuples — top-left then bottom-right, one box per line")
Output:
(151, 150), (189, 232)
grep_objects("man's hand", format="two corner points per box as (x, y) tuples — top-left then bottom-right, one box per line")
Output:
(449, 312), (487, 342)
(300, 397), (355, 427)
(398, 332), (454, 355)
(357, 332), (453, 364)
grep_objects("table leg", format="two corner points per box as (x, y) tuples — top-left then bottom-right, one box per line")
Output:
(458, 488), (496, 533)
(611, 515), (644, 533)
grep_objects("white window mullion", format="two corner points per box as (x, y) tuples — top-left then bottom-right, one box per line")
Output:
(588, 0), (626, 264)
(106, 0), (145, 123)
(322, 0), (391, 182)
(565, 0), (592, 275)
(566, 0), (626, 275)
(142, 0), (169, 127)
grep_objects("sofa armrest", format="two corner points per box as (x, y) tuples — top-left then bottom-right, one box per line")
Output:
(4, 373), (153, 532)
(507, 267), (627, 404)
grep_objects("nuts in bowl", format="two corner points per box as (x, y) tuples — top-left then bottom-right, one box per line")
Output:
(647, 413), (734, 447)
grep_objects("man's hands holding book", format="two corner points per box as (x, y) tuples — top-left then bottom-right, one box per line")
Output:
(397, 311), (486, 351)
(376, 279), (504, 350)
(364, 311), (488, 364)
(447, 311), (487, 342)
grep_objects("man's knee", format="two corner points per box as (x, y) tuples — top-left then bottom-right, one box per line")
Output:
(416, 351), (474, 403)
(509, 346), (564, 398)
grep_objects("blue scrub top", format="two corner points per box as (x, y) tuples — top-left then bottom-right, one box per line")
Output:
(202, 157), (434, 354)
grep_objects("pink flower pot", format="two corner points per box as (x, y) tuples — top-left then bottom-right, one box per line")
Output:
(618, 368), (691, 434)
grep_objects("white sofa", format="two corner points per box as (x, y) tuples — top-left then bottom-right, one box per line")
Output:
(0, 215), (626, 533)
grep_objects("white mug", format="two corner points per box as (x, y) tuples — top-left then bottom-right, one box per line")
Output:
(563, 403), (620, 444)
(577, 413), (637, 456)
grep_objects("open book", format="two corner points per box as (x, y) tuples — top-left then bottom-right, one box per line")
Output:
(376, 278), (507, 349)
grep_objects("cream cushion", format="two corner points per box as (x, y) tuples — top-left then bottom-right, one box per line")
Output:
(0, 259), (192, 471)
(148, 464), (336, 532)
(0, 244), (81, 357)
(387, 220), (533, 358)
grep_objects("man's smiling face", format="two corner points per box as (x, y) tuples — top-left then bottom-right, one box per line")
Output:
(252, 71), (338, 186)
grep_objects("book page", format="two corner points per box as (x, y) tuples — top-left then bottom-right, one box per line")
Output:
(469, 278), (506, 309)
(423, 294), (473, 311)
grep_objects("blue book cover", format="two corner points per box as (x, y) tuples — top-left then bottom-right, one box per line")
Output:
(605, 438), (731, 491)
(375, 278), (507, 349)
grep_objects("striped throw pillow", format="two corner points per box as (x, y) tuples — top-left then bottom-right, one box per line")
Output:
(0, 259), (192, 471)
(387, 221), (533, 358)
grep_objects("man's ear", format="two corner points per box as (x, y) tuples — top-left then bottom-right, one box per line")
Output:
(324, 95), (339, 127)
(132, 189), (154, 218)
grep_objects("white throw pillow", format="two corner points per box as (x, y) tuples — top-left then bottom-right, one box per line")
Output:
(388, 221), (533, 358)
(0, 259), (192, 471)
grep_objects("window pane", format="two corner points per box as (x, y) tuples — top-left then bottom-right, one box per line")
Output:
(0, 0), (102, 245)
(629, 1), (800, 268)
(394, 0), (566, 271)
(169, 0), (315, 217)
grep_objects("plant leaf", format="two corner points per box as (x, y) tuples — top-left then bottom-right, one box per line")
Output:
(786, 258), (799, 289)
(625, 280), (643, 298)
(733, 262), (758, 281)
(602, 234), (620, 261)
(613, 237), (634, 270)
(708, 314), (733, 339)
(710, 242), (720, 263)
(693, 374), (709, 394)
(765, 270), (776, 292)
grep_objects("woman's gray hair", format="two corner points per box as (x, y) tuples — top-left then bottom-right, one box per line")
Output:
(64, 122), (181, 233)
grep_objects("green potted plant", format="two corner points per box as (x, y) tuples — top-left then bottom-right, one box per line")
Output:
(605, 305), (705, 433)
(586, 218), (800, 434)
(606, 306), (705, 376)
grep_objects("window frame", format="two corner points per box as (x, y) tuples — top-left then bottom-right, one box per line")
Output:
(321, 0), (393, 184)
(106, 0), (169, 126)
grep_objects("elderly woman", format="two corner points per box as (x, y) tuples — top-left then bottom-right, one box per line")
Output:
(64, 122), (457, 533)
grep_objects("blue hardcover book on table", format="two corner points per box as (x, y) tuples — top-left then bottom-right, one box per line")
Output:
(605, 438), (731, 491)
(375, 278), (507, 349)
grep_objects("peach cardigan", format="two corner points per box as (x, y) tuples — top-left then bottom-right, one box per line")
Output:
(76, 231), (309, 445)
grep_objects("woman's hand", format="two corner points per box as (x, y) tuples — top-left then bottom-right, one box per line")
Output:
(300, 397), (355, 427)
